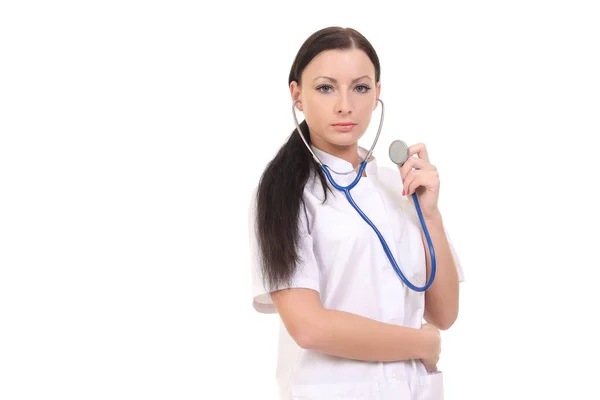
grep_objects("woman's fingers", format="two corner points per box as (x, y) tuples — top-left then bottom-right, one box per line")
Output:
(398, 156), (436, 181)
(403, 170), (440, 196)
(408, 142), (430, 163)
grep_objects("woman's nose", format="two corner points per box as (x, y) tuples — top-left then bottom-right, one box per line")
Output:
(336, 95), (353, 114)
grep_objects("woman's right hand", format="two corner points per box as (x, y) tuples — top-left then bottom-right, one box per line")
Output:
(420, 323), (441, 372)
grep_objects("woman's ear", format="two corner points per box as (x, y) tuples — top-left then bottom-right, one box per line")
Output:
(374, 82), (381, 110)
(289, 81), (303, 111)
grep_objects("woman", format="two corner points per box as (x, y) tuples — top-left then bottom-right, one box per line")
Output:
(248, 26), (464, 400)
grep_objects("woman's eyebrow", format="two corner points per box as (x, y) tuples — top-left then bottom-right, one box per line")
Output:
(313, 75), (372, 84)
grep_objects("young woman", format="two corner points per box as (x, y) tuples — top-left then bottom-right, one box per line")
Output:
(248, 26), (464, 400)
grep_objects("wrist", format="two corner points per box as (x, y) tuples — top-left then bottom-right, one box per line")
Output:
(424, 211), (443, 225)
(418, 328), (439, 359)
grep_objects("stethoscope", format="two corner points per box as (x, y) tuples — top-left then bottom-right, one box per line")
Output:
(292, 98), (436, 292)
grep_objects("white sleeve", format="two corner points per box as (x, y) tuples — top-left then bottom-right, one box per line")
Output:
(248, 189), (321, 314)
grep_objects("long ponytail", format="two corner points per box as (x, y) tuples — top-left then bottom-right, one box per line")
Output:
(255, 120), (330, 290)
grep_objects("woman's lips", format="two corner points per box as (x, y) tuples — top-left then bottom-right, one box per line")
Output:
(332, 122), (356, 132)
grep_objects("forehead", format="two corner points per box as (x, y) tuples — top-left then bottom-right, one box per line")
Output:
(302, 48), (375, 81)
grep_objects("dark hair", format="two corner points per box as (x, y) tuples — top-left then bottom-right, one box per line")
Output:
(255, 27), (381, 291)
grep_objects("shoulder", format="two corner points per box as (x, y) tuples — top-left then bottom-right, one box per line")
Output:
(376, 164), (403, 187)
(374, 164), (405, 200)
(247, 185), (258, 215)
(247, 185), (259, 237)
(374, 164), (417, 217)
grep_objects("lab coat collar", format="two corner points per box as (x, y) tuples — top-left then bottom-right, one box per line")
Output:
(310, 145), (378, 177)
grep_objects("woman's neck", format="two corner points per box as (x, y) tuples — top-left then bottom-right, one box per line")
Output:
(313, 141), (361, 168)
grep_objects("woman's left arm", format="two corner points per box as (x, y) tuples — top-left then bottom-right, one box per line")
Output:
(399, 143), (460, 330)
(419, 212), (460, 330)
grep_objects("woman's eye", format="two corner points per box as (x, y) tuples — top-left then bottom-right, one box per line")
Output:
(316, 84), (371, 93)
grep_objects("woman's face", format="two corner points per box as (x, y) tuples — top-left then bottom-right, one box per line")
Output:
(291, 48), (381, 158)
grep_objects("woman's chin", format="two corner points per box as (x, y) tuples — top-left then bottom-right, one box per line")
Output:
(326, 133), (361, 147)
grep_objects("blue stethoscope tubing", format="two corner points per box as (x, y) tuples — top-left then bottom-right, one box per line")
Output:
(320, 162), (436, 292)
(292, 98), (436, 292)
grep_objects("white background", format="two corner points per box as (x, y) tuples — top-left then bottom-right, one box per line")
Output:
(1, 1), (599, 399)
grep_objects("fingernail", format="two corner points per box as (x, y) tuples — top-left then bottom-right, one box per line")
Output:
(402, 190), (405, 196)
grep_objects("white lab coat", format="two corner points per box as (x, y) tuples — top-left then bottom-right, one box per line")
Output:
(249, 145), (465, 400)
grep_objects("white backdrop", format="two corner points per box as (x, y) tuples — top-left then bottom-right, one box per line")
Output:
(1, 1), (599, 399)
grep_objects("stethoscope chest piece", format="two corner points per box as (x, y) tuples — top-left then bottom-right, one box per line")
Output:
(389, 139), (409, 166)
